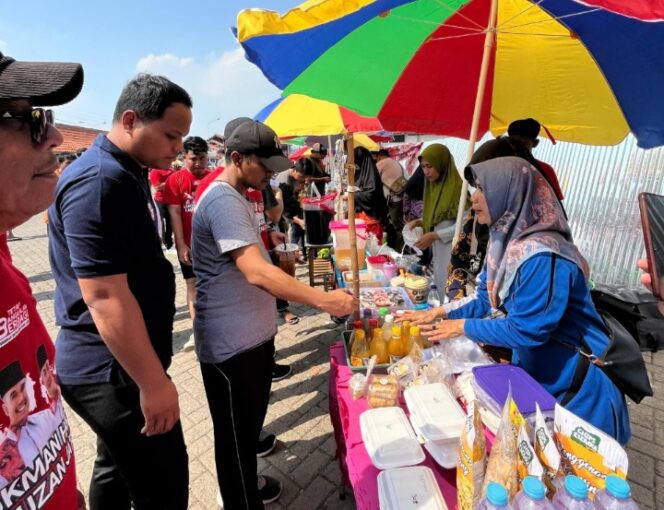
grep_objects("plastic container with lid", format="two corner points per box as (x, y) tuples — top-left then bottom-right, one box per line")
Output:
(408, 412), (457, 469)
(359, 407), (424, 470)
(478, 482), (514, 510)
(367, 254), (390, 273)
(513, 477), (554, 510)
(377, 466), (448, 510)
(593, 475), (639, 510)
(404, 383), (465, 442)
(404, 276), (431, 306)
(331, 219), (367, 271)
(343, 269), (386, 288)
(552, 476), (593, 510)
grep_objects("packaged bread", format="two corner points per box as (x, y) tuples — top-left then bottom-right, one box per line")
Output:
(482, 393), (519, 499)
(534, 403), (563, 494)
(553, 404), (628, 498)
(457, 401), (486, 510)
(367, 374), (399, 407)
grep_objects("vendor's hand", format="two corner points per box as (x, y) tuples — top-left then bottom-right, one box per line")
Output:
(177, 245), (192, 266)
(305, 177), (313, 184)
(294, 217), (306, 228)
(397, 307), (446, 326)
(321, 289), (358, 317)
(421, 319), (465, 343)
(406, 219), (422, 230)
(638, 259), (664, 314)
(269, 230), (287, 247)
(414, 231), (438, 250)
(324, 176), (331, 183)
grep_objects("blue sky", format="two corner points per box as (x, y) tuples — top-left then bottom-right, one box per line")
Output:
(0, 0), (296, 137)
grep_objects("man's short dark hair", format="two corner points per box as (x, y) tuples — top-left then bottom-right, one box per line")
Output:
(112, 74), (192, 124)
(183, 136), (208, 155)
(377, 149), (389, 158)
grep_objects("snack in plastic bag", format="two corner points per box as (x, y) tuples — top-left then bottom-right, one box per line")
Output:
(349, 373), (368, 400)
(388, 356), (418, 390)
(517, 423), (544, 487)
(534, 403), (563, 494)
(554, 404), (628, 497)
(457, 400), (486, 510)
(482, 393), (519, 499)
(367, 374), (399, 408)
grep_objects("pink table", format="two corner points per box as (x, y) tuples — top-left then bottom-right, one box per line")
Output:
(328, 341), (459, 510)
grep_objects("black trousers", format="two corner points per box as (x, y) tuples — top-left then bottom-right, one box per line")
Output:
(61, 367), (188, 510)
(155, 200), (173, 248)
(200, 339), (274, 510)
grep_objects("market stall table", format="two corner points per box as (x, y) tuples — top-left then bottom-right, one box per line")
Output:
(328, 341), (458, 510)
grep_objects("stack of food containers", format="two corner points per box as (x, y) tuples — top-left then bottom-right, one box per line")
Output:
(404, 383), (466, 470)
(360, 407), (447, 509)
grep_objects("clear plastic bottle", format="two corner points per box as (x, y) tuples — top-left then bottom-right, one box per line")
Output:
(513, 477), (554, 510)
(477, 482), (514, 510)
(552, 476), (593, 510)
(350, 330), (370, 367)
(427, 284), (442, 308)
(377, 307), (389, 327)
(593, 475), (639, 510)
(388, 326), (404, 361)
(370, 328), (390, 364)
(409, 325), (424, 349)
(368, 319), (378, 342)
(382, 314), (395, 341)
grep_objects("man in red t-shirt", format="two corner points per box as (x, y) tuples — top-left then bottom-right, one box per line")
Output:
(162, 136), (210, 350)
(0, 50), (83, 508)
(149, 165), (177, 249)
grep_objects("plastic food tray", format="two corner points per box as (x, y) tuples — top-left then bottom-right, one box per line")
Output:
(378, 466), (448, 510)
(355, 286), (414, 311)
(342, 330), (391, 373)
(360, 407), (425, 470)
(409, 412), (458, 470)
(403, 383), (465, 443)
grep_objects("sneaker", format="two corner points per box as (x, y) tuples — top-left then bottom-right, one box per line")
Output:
(271, 363), (291, 382)
(183, 333), (196, 353)
(257, 475), (282, 504)
(256, 432), (277, 457)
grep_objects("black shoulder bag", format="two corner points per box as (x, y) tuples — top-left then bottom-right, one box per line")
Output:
(549, 255), (654, 404)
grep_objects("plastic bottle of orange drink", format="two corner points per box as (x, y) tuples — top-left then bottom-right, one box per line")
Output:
(409, 325), (424, 349)
(369, 328), (389, 364)
(400, 320), (411, 355)
(350, 329), (370, 367)
(388, 326), (404, 362)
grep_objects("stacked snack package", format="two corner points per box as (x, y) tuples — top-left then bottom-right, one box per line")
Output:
(457, 401), (487, 510)
(554, 404), (629, 498)
(482, 393), (519, 499)
(517, 424), (545, 486)
(534, 403), (563, 494)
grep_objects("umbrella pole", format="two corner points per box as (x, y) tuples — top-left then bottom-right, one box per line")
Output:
(345, 134), (361, 319)
(452, 0), (499, 243)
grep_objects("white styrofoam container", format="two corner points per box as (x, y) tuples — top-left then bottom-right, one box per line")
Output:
(378, 466), (448, 510)
(409, 413), (458, 470)
(360, 407), (425, 470)
(404, 383), (465, 442)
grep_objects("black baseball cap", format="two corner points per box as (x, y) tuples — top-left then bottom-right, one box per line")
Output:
(223, 116), (253, 139)
(0, 52), (83, 106)
(226, 120), (291, 173)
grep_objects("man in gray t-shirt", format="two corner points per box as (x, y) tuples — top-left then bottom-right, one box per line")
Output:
(191, 120), (356, 509)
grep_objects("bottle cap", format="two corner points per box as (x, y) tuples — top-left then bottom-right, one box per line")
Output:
(384, 314), (394, 323)
(362, 308), (372, 317)
(486, 482), (508, 506)
(353, 320), (363, 329)
(523, 476), (545, 500)
(369, 319), (378, 328)
(410, 326), (420, 336)
(605, 475), (631, 499)
(395, 310), (405, 316)
(564, 475), (588, 500)
(379, 307), (389, 316)
(391, 326), (402, 336)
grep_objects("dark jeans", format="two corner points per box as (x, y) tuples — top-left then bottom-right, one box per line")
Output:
(61, 367), (188, 510)
(289, 221), (306, 260)
(200, 339), (274, 510)
(156, 200), (173, 248)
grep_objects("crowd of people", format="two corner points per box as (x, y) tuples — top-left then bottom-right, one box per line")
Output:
(0, 49), (658, 510)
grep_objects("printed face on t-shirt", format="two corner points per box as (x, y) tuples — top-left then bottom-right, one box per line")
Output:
(1, 379), (29, 427)
(0, 438), (25, 480)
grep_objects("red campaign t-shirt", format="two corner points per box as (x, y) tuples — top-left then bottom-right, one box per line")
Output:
(161, 169), (211, 247)
(194, 167), (224, 204)
(245, 189), (270, 250)
(0, 253), (77, 508)
(536, 160), (564, 201)
(148, 168), (174, 202)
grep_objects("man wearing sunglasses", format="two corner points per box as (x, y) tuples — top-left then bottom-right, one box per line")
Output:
(0, 51), (84, 509)
(47, 74), (192, 509)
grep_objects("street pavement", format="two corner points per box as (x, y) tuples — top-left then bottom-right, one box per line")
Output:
(8, 215), (662, 509)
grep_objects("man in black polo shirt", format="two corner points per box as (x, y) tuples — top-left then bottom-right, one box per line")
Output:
(48, 74), (191, 510)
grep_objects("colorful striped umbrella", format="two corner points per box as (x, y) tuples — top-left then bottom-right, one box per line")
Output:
(236, 0), (664, 150)
(254, 93), (384, 137)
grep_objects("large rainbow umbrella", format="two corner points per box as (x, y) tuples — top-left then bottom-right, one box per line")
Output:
(254, 93), (384, 137)
(236, 0), (664, 150)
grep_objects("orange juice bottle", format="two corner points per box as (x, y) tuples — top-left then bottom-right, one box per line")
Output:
(401, 320), (411, 355)
(409, 325), (424, 349)
(350, 330), (370, 367)
(388, 326), (404, 361)
(370, 328), (390, 364)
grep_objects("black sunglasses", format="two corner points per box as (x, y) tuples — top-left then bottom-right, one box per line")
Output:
(0, 108), (54, 144)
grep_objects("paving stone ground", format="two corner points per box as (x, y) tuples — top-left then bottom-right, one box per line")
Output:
(8, 216), (662, 509)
